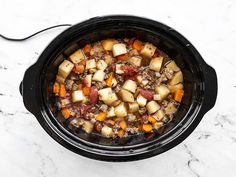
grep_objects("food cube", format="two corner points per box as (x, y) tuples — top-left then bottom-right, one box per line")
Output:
(140, 43), (156, 58)
(112, 43), (127, 57)
(149, 57), (163, 72)
(69, 49), (85, 64)
(58, 60), (74, 78)
(72, 90), (84, 102)
(92, 70), (105, 82)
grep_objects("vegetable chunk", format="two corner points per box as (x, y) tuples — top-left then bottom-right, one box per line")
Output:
(140, 43), (156, 58)
(69, 49), (85, 64)
(149, 57), (163, 72)
(102, 39), (117, 51)
(122, 79), (137, 93)
(72, 90), (84, 102)
(112, 43), (127, 57)
(58, 60), (74, 78)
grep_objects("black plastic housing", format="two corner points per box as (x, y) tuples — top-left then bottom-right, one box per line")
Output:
(20, 15), (217, 161)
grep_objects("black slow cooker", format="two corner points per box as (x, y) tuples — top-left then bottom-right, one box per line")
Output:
(20, 15), (217, 161)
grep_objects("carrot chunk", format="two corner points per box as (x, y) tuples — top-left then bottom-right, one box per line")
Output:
(118, 129), (125, 138)
(80, 59), (87, 65)
(59, 84), (66, 97)
(105, 73), (113, 87)
(53, 82), (60, 95)
(142, 124), (153, 132)
(132, 39), (142, 51)
(107, 119), (115, 126)
(78, 83), (83, 90)
(73, 64), (85, 73)
(117, 53), (129, 61)
(96, 112), (107, 121)
(83, 44), (91, 53)
(148, 116), (157, 124)
(119, 120), (127, 130)
(62, 108), (71, 119)
(82, 86), (90, 96)
(174, 89), (184, 102)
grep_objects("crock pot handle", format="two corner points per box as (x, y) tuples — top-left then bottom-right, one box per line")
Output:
(20, 64), (40, 116)
(202, 64), (218, 113)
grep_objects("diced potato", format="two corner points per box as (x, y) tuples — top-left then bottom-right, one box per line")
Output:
(169, 71), (183, 85)
(82, 96), (89, 104)
(101, 125), (113, 138)
(86, 59), (96, 69)
(146, 101), (160, 114)
(122, 80), (137, 93)
(112, 43), (127, 57)
(111, 100), (121, 107)
(92, 70), (105, 82)
(111, 78), (118, 87)
(136, 75), (143, 83)
(89, 68), (97, 74)
(153, 122), (163, 130)
(72, 90), (84, 102)
(136, 94), (147, 107)
(155, 85), (170, 100)
(98, 88), (112, 98)
(58, 60), (74, 78)
(104, 93), (118, 106)
(165, 60), (180, 72)
(165, 102), (176, 114)
(116, 64), (124, 74)
(96, 60), (108, 70)
(128, 56), (142, 67)
(69, 49), (85, 64)
(141, 80), (149, 86)
(101, 39), (117, 51)
(107, 107), (116, 118)
(128, 102), (139, 113)
(153, 94), (162, 101)
(149, 57), (163, 72)
(119, 89), (135, 102)
(56, 75), (65, 83)
(104, 54), (113, 64)
(61, 99), (70, 107)
(83, 121), (94, 133)
(84, 74), (92, 87)
(114, 102), (127, 117)
(98, 88), (118, 105)
(168, 83), (183, 93)
(140, 43), (156, 58)
(153, 110), (165, 121)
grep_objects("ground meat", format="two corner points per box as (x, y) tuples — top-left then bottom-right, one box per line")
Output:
(116, 74), (124, 83)
(129, 49), (139, 56)
(127, 114), (137, 122)
(65, 79), (74, 90)
(163, 68), (174, 79)
(139, 107), (147, 115)
(114, 84), (121, 93)
(126, 127), (139, 134)
(94, 82), (104, 89)
(161, 100), (169, 107)
(72, 83), (78, 91)
(99, 104), (108, 112)
(94, 121), (103, 132)
(53, 38), (184, 139)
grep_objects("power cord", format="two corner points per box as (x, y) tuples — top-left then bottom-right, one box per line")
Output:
(0, 24), (72, 42)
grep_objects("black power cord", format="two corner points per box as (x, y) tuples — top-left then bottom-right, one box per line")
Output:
(0, 24), (72, 42)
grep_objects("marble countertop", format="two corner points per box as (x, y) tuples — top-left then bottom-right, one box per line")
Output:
(0, 0), (236, 176)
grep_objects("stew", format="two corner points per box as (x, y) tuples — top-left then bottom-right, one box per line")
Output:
(52, 38), (184, 138)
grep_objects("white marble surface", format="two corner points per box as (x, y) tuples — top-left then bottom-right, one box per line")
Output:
(0, 0), (236, 176)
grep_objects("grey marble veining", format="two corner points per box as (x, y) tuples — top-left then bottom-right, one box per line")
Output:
(0, 0), (236, 176)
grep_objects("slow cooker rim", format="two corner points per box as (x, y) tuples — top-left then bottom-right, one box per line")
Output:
(21, 15), (217, 161)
